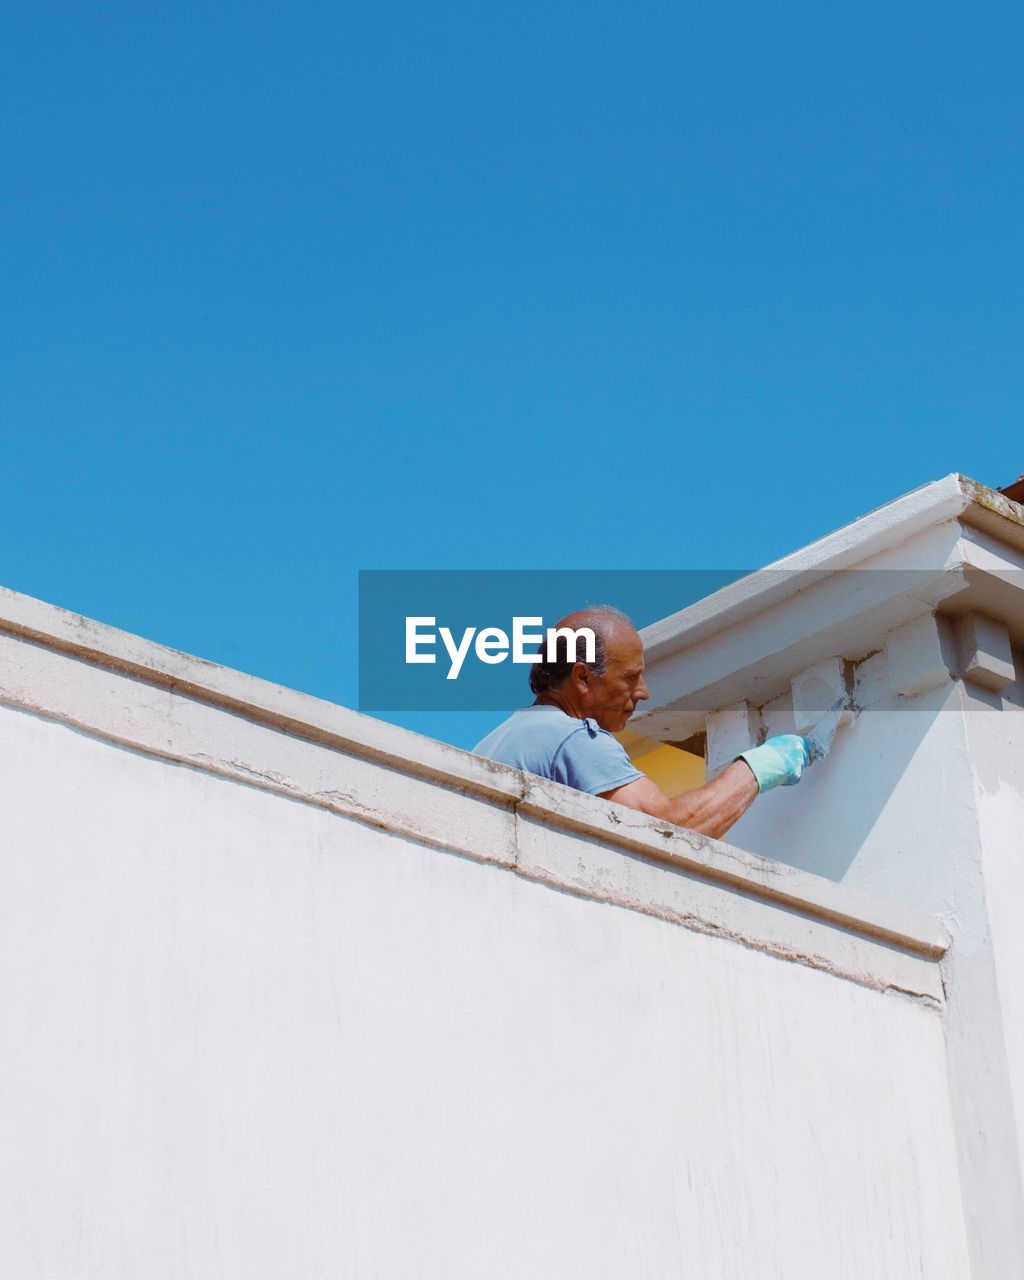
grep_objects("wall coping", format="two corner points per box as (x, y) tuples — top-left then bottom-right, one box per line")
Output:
(0, 581), (947, 969)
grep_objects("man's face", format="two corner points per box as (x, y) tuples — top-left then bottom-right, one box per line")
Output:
(577, 626), (650, 732)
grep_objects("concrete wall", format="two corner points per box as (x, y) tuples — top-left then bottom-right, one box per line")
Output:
(964, 662), (1024, 1225)
(676, 620), (1024, 1280)
(0, 596), (971, 1278)
(601, 478), (1024, 1279)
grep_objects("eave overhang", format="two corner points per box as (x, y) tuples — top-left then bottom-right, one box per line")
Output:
(632, 474), (1024, 743)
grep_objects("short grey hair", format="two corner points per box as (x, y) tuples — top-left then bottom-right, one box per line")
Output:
(529, 605), (634, 696)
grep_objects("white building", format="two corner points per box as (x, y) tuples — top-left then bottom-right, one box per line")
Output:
(0, 472), (1020, 1278)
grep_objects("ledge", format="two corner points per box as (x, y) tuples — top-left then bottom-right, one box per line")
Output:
(0, 583), (523, 807)
(0, 581), (947, 1000)
(518, 776), (948, 960)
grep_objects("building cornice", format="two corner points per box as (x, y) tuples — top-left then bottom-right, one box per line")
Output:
(632, 474), (1024, 744)
(643, 474), (1024, 663)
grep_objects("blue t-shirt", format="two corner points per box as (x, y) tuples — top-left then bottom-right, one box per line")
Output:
(473, 704), (644, 795)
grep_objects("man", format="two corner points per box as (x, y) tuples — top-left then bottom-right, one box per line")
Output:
(473, 606), (816, 840)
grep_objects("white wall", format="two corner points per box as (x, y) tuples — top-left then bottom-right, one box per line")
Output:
(0, 617), (972, 1279)
(618, 481), (1024, 1279)
(964, 658), (1024, 1200)
(694, 624), (1024, 1280)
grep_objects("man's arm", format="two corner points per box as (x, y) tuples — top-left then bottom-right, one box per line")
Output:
(600, 760), (758, 840)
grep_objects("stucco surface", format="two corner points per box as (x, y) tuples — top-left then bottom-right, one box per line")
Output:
(0, 703), (970, 1279)
(964, 667), (1024, 1187)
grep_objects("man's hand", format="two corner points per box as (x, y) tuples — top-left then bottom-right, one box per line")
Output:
(600, 732), (822, 838)
(737, 735), (814, 792)
(600, 760), (759, 840)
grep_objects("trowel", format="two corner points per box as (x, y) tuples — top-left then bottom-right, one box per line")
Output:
(805, 697), (847, 763)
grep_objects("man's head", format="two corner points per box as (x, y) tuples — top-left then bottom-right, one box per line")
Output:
(530, 605), (650, 732)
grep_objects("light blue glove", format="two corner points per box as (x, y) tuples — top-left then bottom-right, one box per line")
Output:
(737, 735), (813, 793)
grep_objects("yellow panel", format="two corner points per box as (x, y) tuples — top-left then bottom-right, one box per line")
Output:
(616, 728), (654, 757)
(615, 730), (706, 798)
(632, 744), (705, 797)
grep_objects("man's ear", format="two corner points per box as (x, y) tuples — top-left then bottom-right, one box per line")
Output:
(571, 661), (592, 691)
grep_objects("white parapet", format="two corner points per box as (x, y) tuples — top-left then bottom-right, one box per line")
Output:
(0, 577), (972, 1280)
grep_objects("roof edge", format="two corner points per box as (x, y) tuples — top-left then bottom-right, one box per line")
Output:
(642, 473), (1022, 661)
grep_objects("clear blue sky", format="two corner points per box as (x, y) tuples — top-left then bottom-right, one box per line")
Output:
(2, 1), (1021, 749)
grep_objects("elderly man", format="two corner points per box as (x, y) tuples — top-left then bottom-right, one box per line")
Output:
(473, 606), (816, 840)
